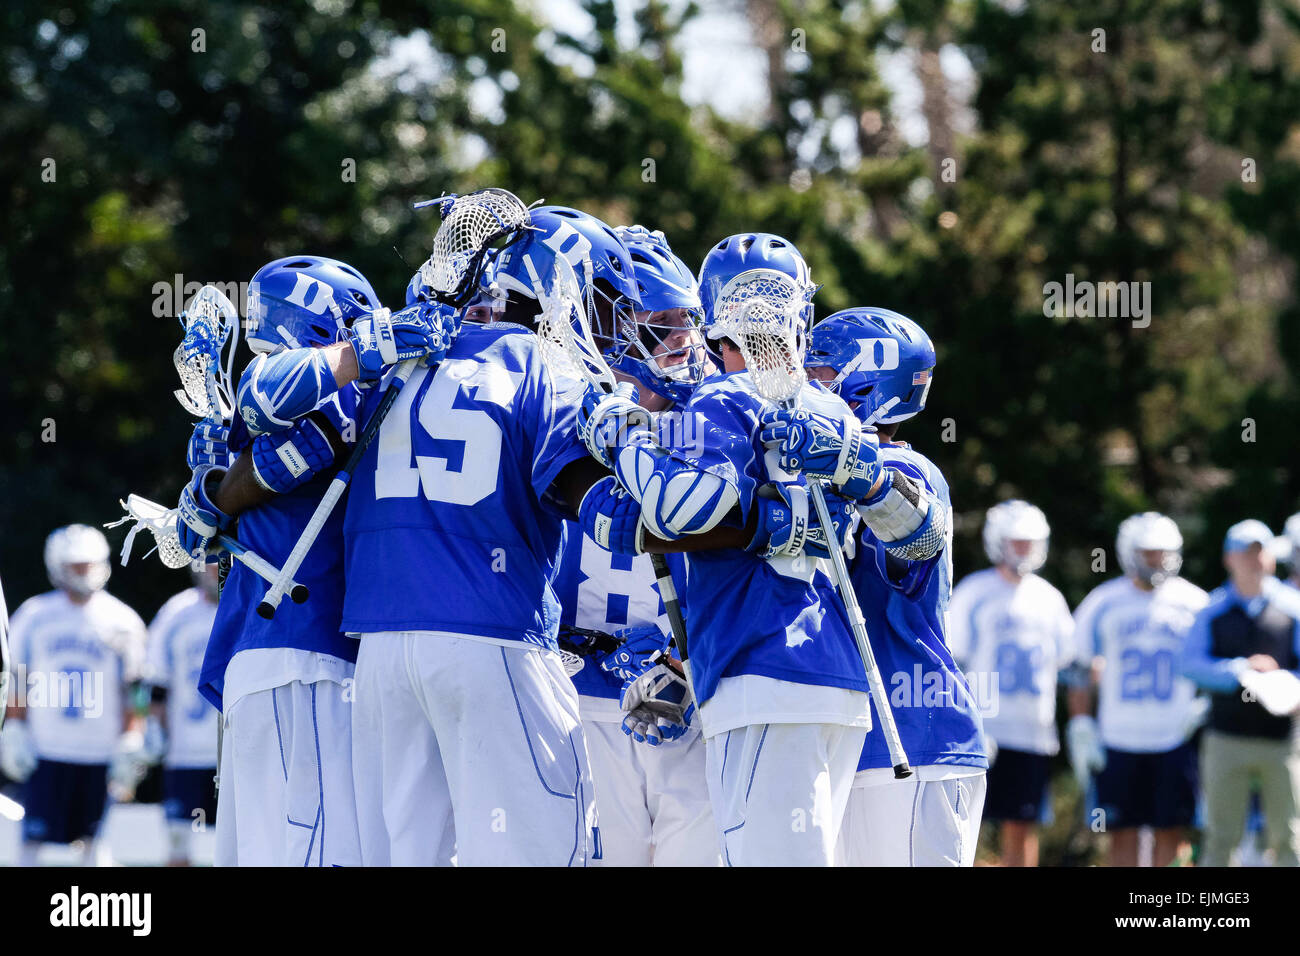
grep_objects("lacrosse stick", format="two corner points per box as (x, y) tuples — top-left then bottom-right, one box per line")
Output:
(533, 257), (697, 698)
(257, 187), (534, 618)
(713, 268), (912, 778)
(105, 495), (308, 602)
(174, 284), (239, 422)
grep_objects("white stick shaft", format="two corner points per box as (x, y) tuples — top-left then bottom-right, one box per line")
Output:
(216, 535), (296, 590)
(807, 477), (911, 776)
(259, 475), (346, 613)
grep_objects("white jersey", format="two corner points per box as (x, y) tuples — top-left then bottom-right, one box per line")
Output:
(947, 568), (1075, 756)
(144, 588), (219, 768)
(1073, 576), (1208, 752)
(8, 590), (145, 764)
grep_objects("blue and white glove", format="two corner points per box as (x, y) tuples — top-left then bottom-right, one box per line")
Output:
(747, 482), (853, 560)
(186, 421), (232, 470)
(617, 653), (695, 746)
(250, 417), (336, 493)
(577, 382), (653, 469)
(600, 623), (673, 685)
(578, 476), (645, 554)
(759, 407), (883, 499)
(0, 720), (37, 783)
(177, 465), (232, 564)
(1066, 714), (1106, 788)
(343, 303), (453, 383)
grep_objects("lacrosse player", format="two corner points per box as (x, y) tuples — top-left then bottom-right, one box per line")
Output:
(142, 565), (220, 865)
(1069, 512), (1208, 866)
(759, 308), (988, 866)
(177, 255), (448, 866)
(945, 500), (1073, 866)
(2, 525), (146, 866)
(579, 233), (871, 866)
(551, 224), (720, 866)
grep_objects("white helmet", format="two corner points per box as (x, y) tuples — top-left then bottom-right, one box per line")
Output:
(1282, 513), (1300, 563)
(983, 500), (1050, 575)
(1116, 512), (1183, 586)
(44, 524), (111, 597)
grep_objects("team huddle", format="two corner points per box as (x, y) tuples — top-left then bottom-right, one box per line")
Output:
(2, 192), (1296, 867)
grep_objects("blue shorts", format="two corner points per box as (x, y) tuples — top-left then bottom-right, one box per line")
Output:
(983, 748), (1052, 823)
(21, 759), (109, 845)
(1094, 740), (1198, 829)
(163, 767), (219, 824)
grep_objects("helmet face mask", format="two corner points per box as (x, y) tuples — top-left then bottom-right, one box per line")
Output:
(45, 524), (111, 598)
(983, 500), (1050, 576)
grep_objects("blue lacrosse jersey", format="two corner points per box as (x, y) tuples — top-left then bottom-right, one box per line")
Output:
(850, 442), (987, 773)
(340, 323), (589, 649)
(199, 385), (362, 712)
(674, 371), (869, 707)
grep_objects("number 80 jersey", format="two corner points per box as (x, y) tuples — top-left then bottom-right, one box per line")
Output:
(1072, 575), (1209, 753)
(341, 324), (588, 650)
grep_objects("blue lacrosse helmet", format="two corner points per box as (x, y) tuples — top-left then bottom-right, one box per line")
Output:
(246, 255), (380, 353)
(805, 307), (936, 425)
(697, 233), (814, 335)
(604, 225), (707, 405)
(489, 206), (641, 332)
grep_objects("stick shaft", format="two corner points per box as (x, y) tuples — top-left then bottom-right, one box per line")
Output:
(216, 534), (300, 591)
(807, 477), (912, 778)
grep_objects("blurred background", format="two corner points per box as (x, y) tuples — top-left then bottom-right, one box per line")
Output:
(1, 0), (1298, 862)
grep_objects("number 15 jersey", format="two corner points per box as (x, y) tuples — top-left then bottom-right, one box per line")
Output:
(341, 323), (588, 650)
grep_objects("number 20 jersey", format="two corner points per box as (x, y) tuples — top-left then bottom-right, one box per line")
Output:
(1072, 575), (1208, 752)
(341, 323), (588, 649)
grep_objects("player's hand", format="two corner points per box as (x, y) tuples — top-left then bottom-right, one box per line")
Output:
(619, 653), (694, 746)
(177, 465), (232, 564)
(0, 720), (37, 783)
(749, 482), (851, 559)
(759, 407), (882, 498)
(1066, 714), (1106, 787)
(250, 417), (337, 493)
(804, 487), (857, 558)
(600, 623), (672, 684)
(577, 382), (653, 469)
(578, 476), (645, 554)
(1248, 654), (1280, 673)
(345, 303), (454, 383)
(186, 421), (232, 471)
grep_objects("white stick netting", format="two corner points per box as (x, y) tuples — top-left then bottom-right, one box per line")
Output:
(711, 268), (809, 404)
(174, 284), (238, 421)
(533, 256), (617, 393)
(418, 188), (531, 304)
(104, 495), (193, 569)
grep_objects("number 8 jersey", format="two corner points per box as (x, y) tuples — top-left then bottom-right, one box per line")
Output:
(341, 323), (588, 649)
(1072, 575), (1209, 752)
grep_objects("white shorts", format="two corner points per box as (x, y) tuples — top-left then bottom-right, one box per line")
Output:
(214, 677), (360, 867)
(582, 716), (721, 867)
(352, 632), (596, 867)
(836, 772), (986, 867)
(705, 722), (866, 866)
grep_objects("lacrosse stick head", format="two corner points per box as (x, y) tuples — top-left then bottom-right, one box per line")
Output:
(708, 268), (810, 405)
(534, 255), (617, 393)
(174, 285), (238, 420)
(106, 495), (194, 570)
(416, 188), (532, 309)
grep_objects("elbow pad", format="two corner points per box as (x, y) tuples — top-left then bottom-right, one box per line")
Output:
(614, 438), (738, 541)
(859, 468), (946, 561)
(237, 349), (338, 435)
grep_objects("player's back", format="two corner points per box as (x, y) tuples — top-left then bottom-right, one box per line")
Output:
(10, 589), (144, 763)
(148, 588), (219, 768)
(1075, 575), (1208, 752)
(676, 371), (867, 709)
(342, 322), (586, 650)
(948, 567), (1073, 755)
